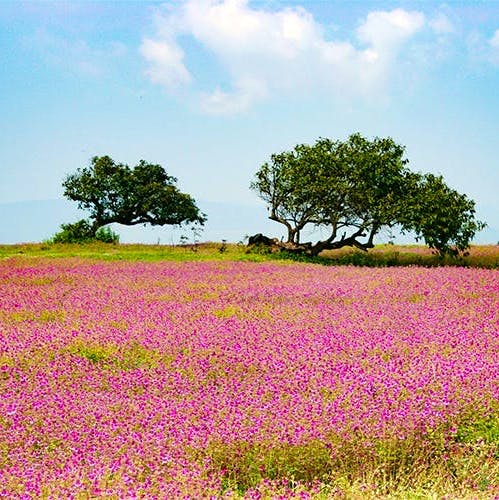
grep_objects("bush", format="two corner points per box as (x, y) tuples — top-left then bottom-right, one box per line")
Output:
(51, 220), (94, 243)
(51, 220), (119, 244)
(95, 226), (120, 244)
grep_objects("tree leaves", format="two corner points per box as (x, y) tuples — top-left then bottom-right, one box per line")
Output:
(251, 134), (485, 256)
(62, 156), (206, 234)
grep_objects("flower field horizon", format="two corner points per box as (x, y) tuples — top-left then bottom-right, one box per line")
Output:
(0, 257), (498, 497)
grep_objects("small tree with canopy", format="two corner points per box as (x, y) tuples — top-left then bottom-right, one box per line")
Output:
(251, 134), (484, 256)
(400, 173), (485, 256)
(62, 156), (205, 238)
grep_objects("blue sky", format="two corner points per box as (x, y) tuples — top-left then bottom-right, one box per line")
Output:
(1, 0), (498, 243)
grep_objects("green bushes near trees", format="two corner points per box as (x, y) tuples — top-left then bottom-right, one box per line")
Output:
(50, 220), (119, 244)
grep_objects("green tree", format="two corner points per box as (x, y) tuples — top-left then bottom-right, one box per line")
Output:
(62, 156), (206, 236)
(402, 173), (485, 256)
(251, 134), (484, 256)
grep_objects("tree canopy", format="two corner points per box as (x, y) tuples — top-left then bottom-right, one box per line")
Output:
(63, 156), (205, 235)
(251, 134), (485, 256)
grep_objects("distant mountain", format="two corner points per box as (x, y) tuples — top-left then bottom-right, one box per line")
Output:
(0, 199), (496, 245)
(0, 199), (286, 245)
(0, 199), (84, 244)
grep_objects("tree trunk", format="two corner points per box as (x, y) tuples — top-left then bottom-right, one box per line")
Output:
(248, 229), (376, 257)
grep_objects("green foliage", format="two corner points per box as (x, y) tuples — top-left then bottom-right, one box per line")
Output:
(402, 173), (486, 257)
(456, 413), (499, 446)
(201, 419), (499, 497)
(50, 220), (119, 244)
(95, 226), (120, 244)
(67, 341), (163, 370)
(51, 219), (95, 243)
(251, 134), (485, 256)
(205, 440), (333, 493)
(62, 156), (206, 236)
(251, 134), (412, 253)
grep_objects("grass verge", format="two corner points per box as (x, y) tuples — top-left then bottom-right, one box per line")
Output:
(1, 242), (498, 268)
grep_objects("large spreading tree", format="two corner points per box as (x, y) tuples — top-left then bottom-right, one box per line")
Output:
(251, 134), (485, 256)
(63, 156), (205, 236)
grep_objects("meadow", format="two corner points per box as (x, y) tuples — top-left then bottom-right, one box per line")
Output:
(0, 245), (498, 498)
(1, 242), (498, 268)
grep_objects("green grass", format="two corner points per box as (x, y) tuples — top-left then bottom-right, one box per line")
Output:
(0, 242), (265, 262)
(66, 340), (165, 371)
(199, 407), (499, 498)
(1, 242), (498, 268)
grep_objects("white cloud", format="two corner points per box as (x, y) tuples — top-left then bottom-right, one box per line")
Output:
(200, 77), (268, 114)
(357, 9), (425, 49)
(140, 38), (191, 88)
(141, 1), (428, 114)
(429, 13), (455, 35)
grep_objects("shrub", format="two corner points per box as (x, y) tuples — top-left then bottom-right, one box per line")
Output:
(51, 219), (119, 244)
(95, 226), (120, 244)
(51, 219), (94, 243)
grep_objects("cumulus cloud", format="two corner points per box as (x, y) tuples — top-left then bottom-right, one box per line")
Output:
(141, 0), (427, 114)
(140, 38), (191, 88)
(357, 9), (425, 49)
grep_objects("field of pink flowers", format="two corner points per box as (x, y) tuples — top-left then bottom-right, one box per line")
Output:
(0, 257), (498, 497)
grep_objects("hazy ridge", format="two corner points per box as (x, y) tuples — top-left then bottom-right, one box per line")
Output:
(1, 199), (497, 245)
